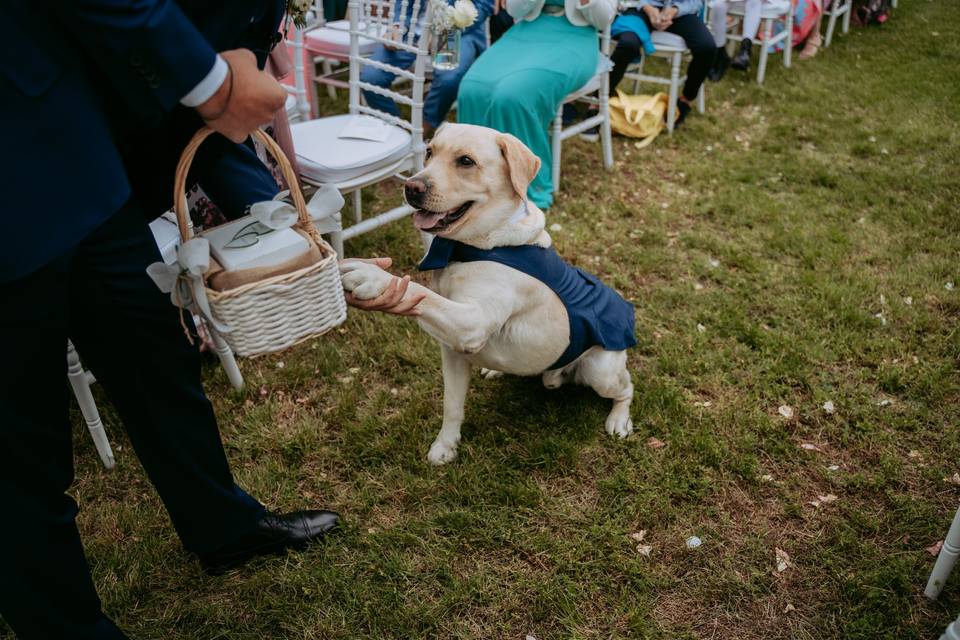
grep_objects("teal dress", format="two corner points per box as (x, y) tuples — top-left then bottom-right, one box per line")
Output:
(456, 0), (599, 209)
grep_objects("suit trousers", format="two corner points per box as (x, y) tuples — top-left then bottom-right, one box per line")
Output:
(0, 201), (264, 639)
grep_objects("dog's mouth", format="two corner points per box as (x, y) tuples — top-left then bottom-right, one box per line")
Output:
(412, 201), (474, 233)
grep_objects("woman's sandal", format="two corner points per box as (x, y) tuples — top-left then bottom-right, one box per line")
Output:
(799, 31), (822, 60)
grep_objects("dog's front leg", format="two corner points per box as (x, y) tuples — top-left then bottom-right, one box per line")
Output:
(341, 260), (503, 354)
(428, 345), (472, 465)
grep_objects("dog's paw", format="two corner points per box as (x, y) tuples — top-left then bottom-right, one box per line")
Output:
(542, 369), (564, 389)
(605, 413), (633, 439)
(340, 260), (394, 301)
(480, 368), (504, 380)
(427, 438), (459, 465)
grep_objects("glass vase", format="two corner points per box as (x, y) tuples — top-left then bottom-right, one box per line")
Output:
(433, 29), (461, 71)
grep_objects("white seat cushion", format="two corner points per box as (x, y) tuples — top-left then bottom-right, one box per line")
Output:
(292, 114), (412, 184)
(650, 30), (688, 51)
(728, 0), (792, 17)
(565, 55), (611, 100)
(304, 21), (377, 57)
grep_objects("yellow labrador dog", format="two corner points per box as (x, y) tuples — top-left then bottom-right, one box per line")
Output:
(340, 124), (636, 465)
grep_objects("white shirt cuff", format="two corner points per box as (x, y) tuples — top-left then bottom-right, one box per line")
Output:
(180, 55), (229, 107)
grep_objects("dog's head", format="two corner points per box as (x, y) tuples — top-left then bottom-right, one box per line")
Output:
(404, 123), (543, 246)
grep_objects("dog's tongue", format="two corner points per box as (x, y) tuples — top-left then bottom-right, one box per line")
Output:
(413, 210), (445, 230)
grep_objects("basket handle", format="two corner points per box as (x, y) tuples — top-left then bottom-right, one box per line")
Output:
(172, 127), (321, 244)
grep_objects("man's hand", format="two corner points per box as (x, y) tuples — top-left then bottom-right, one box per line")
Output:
(341, 258), (426, 316)
(642, 4), (662, 25)
(655, 6), (677, 29)
(196, 49), (287, 144)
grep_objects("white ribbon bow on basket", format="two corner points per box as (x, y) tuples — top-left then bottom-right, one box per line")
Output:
(146, 237), (227, 336)
(146, 184), (345, 337)
(261, 184), (345, 236)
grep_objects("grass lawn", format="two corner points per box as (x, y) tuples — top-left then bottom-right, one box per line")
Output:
(8, 1), (959, 638)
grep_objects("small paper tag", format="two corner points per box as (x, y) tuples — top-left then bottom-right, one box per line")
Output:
(338, 116), (390, 142)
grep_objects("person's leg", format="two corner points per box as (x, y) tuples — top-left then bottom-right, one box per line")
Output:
(67, 202), (266, 555)
(732, 0), (762, 69)
(194, 140), (281, 220)
(609, 31), (643, 95)
(668, 14), (716, 102)
(0, 254), (129, 638)
(359, 45), (412, 118)
(742, 0), (764, 39)
(708, 1), (733, 81)
(710, 0), (730, 45)
(489, 10), (514, 43)
(423, 29), (486, 129)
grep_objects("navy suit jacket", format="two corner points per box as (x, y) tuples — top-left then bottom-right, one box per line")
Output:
(0, 0), (284, 282)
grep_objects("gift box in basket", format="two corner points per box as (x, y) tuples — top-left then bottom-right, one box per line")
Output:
(148, 127), (347, 357)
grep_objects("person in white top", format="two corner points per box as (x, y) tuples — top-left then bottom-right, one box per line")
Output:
(709, 0), (763, 78)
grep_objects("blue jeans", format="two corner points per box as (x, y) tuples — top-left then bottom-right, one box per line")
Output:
(360, 27), (487, 128)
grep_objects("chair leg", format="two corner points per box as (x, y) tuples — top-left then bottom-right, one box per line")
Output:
(601, 108), (614, 170)
(696, 83), (705, 114)
(784, 9), (793, 68)
(66, 341), (115, 470)
(825, 8), (838, 47)
(599, 78), (614, 170)
(842, 0), (852, 33)
(757, 19), (772, 84)
(205, 324), (244, 391)
(330, 230), (345, 258)
(926, 506), (960, 599)
(551, 107), (563, 192)
(352, 189), (363, 225)
(322, 59), (337, 100)
(633, 58), (644, 94)
(666, 53), (680, 134)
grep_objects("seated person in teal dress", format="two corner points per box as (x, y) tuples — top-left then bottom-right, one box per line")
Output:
(456, 0), (618, 210)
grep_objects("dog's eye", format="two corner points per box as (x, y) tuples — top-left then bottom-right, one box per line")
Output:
(456, 155), (475, 167)
(425, 147), (433, 160)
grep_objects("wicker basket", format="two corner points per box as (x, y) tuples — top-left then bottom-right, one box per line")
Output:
(173, 127), (347, 357)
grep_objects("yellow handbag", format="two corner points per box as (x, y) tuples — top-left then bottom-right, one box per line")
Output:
(609, 90), (671, 148)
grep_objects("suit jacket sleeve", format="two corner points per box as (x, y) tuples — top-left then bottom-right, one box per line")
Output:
(51, 0), (218, 112)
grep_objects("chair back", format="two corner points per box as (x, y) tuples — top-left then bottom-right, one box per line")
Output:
(313, 0), (327, 26)
(348, 0), (432, 168)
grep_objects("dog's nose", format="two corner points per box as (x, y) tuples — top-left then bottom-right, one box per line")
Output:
(404, 178), (428, 206)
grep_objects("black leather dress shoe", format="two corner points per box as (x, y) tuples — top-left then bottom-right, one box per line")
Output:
(731, 39), (752, 71)
(198, 510), (339, 573)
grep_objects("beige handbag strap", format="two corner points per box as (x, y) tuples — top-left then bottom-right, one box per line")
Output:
(172, 127), (321, 245)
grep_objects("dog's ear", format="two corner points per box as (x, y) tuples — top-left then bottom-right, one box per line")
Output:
(497, 132), (541, 200)
(431, 122), (447, 142)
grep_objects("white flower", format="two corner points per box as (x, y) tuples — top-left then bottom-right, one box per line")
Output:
(451, 0), (478, 28)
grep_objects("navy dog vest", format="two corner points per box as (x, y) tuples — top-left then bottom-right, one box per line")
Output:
(418, 237), (637, 370)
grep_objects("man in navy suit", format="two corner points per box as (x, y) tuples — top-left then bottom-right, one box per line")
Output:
(0, 2), (353, 638)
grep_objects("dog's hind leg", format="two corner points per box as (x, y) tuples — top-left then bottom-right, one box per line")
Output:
(428, 346), (472, 465)
(573, 348), (634, 439)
